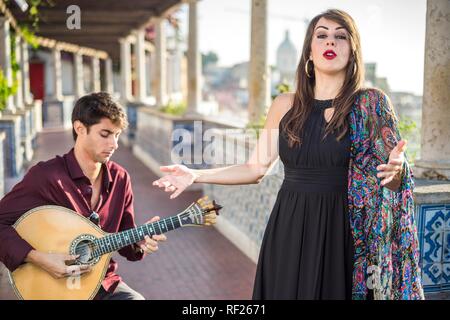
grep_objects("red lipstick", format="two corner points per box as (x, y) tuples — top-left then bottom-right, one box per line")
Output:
(323, 50), (337, 60)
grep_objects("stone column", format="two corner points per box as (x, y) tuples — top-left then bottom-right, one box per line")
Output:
(74, 52), (84, 98)
(173, 36), (182, 95)
(186, 0), (201, 115)
(152, 18), (167, 107)
(0, 17), (15, 113)
(167, 52), (174, 97)
(414, 0), (450, 180)
(13, 35), (23, 110)
(91, 56), (101, 93)
(51, 47), (63, 101)
(145, 51), (152, 98)
(20, 39), (32, 104)
(248, 0), (270, 123)
(134, 29), (147, 102)
(119, 38), (132, 101)
(105, 58), (114, 94)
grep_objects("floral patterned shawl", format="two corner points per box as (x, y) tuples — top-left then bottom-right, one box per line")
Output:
(348, 88), (424, 300)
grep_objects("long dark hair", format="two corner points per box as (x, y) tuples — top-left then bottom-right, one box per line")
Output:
(283, 9), (364, 147)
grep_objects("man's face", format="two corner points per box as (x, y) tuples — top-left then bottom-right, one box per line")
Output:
(75, 118), (122, 163)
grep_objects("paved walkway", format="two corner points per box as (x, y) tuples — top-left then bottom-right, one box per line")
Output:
(0, 129), (256, 300)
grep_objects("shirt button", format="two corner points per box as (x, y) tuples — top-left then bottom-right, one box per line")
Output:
(86, 186), (92, 194)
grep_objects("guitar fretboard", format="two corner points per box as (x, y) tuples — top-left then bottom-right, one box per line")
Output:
(92, 215), (182, 257)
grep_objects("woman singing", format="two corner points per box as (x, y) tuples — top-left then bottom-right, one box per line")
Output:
(153, 9), (424, 300)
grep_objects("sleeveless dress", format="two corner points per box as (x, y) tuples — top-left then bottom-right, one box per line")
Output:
(252, 99), (355, 300)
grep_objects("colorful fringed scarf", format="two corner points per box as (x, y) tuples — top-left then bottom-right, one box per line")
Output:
(348, 88), (424, 300)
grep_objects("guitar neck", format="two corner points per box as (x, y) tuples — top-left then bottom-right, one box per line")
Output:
(93, 215), (182, 257)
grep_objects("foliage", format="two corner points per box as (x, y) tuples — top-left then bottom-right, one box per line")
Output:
(398, 116), (419, 164)
(398, 116), (417, 139)
(0, 69), (13, 111)
(277, 82), (290, 93)
(158, 100), (187, 116)
(0, 31), (19, 111)
(245, 114), (266, 139)
(202, 51), (219, 69)
(0, 0), (51, 110)
(20, 25), (39, 48)
(28, 0), (42, 29)
(247, 82), (292, 137)
(273, 82), (291, 98)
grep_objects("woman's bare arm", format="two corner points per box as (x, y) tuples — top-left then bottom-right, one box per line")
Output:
(153, 93), (293, 198)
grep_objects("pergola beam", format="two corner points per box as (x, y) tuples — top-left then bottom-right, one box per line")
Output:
(5, 0), (182, 61)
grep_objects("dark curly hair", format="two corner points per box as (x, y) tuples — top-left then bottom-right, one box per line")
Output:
(71, 92), (128, 140)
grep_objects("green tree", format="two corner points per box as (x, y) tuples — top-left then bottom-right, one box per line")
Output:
(159, 100), (187, 116)
(398, 116), (419, 164)
(202, 51), (219, 69)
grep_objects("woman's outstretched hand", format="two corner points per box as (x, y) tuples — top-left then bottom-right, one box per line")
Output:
(152, 165), (198, 199)
(376, 139), (407, 187)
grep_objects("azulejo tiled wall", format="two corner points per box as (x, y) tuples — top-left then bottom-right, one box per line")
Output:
(203, 128), (284, 250)
(0, 132), (6, 197)
(416, 203), (450, 292)
(204, 162), (283, 249)
(0, 115), (23, 178)
(135, 108), (174, 166)
(125, 103), (140, 143)
(17, 109), (33, 162)
(42, 98), (74, 129)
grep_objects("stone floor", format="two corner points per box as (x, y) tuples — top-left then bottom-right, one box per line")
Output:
(0, 129), (256, 300)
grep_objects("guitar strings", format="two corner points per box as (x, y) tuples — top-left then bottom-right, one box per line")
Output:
(72, 218), (180, 256)
(71, 208), (211, 259)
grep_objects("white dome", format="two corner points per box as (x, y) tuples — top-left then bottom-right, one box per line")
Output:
(276, 30), (298, 75)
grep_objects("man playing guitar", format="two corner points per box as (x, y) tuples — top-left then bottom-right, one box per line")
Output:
(0, 92), (166, 300)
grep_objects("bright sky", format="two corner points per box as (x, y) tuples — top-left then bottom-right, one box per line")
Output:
(178, 0), (427, 95)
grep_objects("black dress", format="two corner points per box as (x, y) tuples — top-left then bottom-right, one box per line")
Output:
(252, 99), (355, 300)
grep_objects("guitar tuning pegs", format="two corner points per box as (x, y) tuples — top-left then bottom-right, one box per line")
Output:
(212, 200), (222, 215)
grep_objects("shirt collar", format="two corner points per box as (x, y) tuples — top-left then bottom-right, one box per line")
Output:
(103, 161), (113, 193)
(65, 148), (113, 192)
(65, 148), (85, 180)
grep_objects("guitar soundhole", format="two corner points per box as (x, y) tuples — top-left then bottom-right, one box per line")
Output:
(74, 240), (95, 264)
(69, 234), (101, 266)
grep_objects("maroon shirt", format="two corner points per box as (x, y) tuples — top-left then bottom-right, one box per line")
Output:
(0, 148), (144, 293)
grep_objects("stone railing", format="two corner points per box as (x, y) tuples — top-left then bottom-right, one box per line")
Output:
(0, 131), (6, 197)
(42, 96), (75, 130)
(130, 105), (242, 177)
(130, 111), (281, 262)
(0, 99), (44, 193)
(202, 128), (284, 263)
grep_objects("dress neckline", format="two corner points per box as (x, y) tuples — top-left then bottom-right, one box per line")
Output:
(313, 98), (334, 109)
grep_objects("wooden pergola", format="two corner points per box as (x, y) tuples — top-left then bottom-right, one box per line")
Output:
(8, 0), (182, 60)
(2, 0), (204, 128)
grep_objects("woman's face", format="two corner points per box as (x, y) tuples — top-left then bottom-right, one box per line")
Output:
(310, 17), (351, 77)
